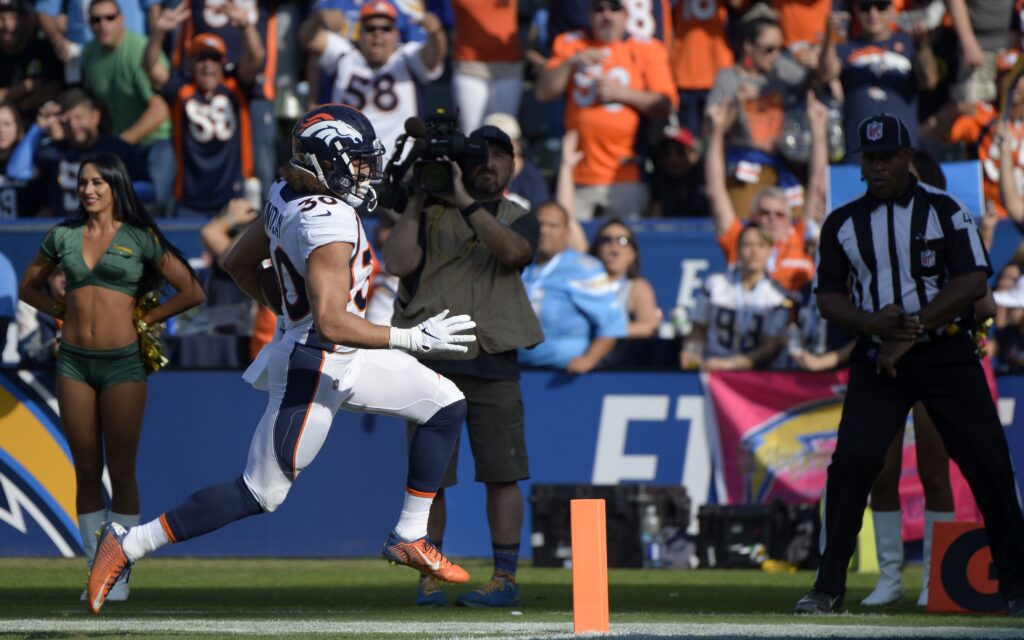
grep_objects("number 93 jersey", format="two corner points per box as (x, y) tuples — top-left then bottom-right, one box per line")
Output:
(262, 179), (374, 352)
(692, 270), (791, 359)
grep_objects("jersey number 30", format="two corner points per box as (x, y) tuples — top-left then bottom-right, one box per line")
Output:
(271, 196), (373, 322)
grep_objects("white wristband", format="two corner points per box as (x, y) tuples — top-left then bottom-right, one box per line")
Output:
(389, 326), (420, 352)
(388, 326), (407, 350)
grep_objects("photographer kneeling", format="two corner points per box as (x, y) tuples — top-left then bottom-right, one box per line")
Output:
(383, 125), (544, 608)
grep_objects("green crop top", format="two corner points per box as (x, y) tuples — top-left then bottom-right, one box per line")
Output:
(40, 222), (166, 297)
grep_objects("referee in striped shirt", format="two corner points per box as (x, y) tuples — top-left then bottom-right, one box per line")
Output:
(794, 114), (1024, 615)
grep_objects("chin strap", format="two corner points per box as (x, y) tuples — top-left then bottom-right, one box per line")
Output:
(341, 183), (377, 211)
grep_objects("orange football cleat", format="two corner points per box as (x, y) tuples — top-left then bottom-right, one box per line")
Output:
(381, 533), (470, 583)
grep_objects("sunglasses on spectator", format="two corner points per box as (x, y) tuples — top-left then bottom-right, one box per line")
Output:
(597, 235), (634, 247)
(362, 24), (395, 34)
(858, 1), (891, 11)
(755, 42), (782, 54)
(592, 2), (625, 13)
(89, 12), (119, 24)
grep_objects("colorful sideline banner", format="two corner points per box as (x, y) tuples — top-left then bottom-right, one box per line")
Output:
(705, 370), (980, 541)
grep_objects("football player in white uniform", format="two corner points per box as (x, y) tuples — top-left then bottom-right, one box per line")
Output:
(86, 104), (476, 614)
(681, 224), (791, 370)
(300, 0), (446, 161)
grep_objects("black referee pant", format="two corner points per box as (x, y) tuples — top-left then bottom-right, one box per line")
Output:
(815, 333), (1024, 602)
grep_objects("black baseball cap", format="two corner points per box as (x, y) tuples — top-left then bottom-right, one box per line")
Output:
(855, 113), (912, 153)
(469, 125), (514, 157)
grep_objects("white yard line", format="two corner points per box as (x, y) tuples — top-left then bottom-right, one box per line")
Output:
(0, 619), (1021, 638)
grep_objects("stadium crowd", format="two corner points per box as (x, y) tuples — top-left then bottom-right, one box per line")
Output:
(2, 0), (1024, 373)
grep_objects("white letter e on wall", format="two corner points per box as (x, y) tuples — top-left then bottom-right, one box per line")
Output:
(591, 395), (669, 484)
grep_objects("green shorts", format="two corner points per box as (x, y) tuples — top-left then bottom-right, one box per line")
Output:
(407, 375), (529, 487)
(57, 342), (146, 389)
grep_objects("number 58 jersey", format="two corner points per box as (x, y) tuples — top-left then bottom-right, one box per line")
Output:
(318, 34), (443, 161)
(263, 179), (374, 352)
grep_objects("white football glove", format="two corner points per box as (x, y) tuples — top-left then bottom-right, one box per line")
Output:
(388, 309), (477, 354)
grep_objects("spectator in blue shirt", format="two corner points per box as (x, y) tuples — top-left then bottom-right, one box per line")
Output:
(519, 201), (627, 373)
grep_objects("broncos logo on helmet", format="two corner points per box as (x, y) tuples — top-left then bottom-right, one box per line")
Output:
(300, 119), (364, 151)
(291, 104), (384, 209)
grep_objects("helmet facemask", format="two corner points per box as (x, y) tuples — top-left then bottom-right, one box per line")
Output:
(291, 139), (385, 210)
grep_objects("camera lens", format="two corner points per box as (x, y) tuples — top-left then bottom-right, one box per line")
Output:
(417, 161), (451, 194)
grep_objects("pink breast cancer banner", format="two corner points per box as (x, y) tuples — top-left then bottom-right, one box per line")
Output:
(705, 370), (980, 541)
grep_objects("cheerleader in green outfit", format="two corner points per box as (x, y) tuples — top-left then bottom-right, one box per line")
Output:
(18, 153), (205, 601)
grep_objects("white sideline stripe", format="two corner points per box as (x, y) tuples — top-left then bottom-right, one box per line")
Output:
(0, 619), (1021, 638)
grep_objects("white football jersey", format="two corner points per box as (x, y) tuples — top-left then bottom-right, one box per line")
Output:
(263, 179), (374, 352)
(319, 33), (442, 161)
(692, 270), (790, 359)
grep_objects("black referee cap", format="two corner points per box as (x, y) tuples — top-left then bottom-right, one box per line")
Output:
(855, 113), (912, 153)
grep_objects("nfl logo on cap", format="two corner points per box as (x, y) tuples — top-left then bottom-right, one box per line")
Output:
(856, 113), (912, 152)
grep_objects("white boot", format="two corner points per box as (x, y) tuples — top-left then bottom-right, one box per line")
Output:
(105, 512), (139, 602)
(77, 510), (106, 601)
(862, 510), (905, 605)
(918, 510), (955, 607)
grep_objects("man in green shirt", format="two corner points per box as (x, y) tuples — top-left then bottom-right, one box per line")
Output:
(82, 0), (173, 213)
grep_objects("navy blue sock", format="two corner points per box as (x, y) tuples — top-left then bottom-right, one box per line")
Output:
(163, 476), (264, 543)
(407, 400), (465, 493)
(493, 542), (520, 578)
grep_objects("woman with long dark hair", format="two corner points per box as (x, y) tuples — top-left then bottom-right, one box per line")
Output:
(18, 153), (204, 601)
(705, 14), (807, 219)
(588, 217), (661, 339)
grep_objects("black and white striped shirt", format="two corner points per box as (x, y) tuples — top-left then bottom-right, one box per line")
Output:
(814, 178), (991, 321)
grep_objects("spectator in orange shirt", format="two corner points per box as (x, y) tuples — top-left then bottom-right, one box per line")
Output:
(773, 0), (831, 68)
(706, 14), (808, 223)
(451, 0), (523, 132)
(705, 90), (830, 293)
(996, 89), (1024, 227)
(536, 0), (677, 221)
(670, 0), (739, 134)
(924, 51), (1020, 219)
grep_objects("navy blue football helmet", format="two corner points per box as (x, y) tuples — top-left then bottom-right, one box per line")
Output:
(291, 104), (385, 208)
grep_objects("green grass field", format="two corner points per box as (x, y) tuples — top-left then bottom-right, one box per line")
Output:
(1, 558), (1022, 639)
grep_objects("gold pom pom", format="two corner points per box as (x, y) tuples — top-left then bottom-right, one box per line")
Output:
(134, 291), (169, 374)
(975, 318), (995, 358)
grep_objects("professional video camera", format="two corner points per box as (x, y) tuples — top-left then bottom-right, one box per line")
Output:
(375, 109), (489, 211)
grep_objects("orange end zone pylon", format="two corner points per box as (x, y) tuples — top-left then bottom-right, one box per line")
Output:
(571, 498), (610, 634)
